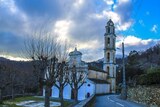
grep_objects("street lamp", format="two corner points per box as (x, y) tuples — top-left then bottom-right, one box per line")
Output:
(121, 42), (127, 100)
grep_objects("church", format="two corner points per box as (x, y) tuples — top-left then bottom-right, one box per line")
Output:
(43, 19), (117, 100)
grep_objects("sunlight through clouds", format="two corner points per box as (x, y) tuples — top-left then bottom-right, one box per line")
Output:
(0, 0), (159, 61)
(53, 20), (73, 42)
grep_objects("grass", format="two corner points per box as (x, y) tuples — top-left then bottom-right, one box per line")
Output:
(0, 96), (72, 107)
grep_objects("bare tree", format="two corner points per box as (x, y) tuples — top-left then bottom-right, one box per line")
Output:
(24, 30), (70, 107)
(54, 61), (68, 107)
(68, 65), (87, 102)
(53, 43), (69, 107)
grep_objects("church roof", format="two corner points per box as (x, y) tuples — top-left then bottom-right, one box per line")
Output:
(107, 19), (114, 26)
(88, 78), (110, 84)
(69, 48), (82, 56)
(88, 66), (107, 73)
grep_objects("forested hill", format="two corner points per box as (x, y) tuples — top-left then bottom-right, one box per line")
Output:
(126, 44), (160, 71)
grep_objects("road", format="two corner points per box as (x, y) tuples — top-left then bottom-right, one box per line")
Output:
(95, 95), (146, 107)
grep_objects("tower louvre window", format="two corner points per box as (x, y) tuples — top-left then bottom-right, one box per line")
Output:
(107, 66), (109, 73)
(108, 27), (110, 33)
(107, 38), (110, 45)
(107, 52), (110, 62)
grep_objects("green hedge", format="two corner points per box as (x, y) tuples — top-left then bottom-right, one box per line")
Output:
(137, 71), (160, 85)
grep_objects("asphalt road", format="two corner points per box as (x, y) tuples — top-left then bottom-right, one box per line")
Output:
(95, 95), (146, 107)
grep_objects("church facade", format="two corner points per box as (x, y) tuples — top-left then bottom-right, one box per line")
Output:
(43, 19), (117, 100)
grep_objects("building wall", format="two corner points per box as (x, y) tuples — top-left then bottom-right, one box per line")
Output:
(95, 84), (110, 94)
(108, 78), (116, 93)
(78, 79), (95, 100)
(44, 80), (95, 100)
(88, 70), (107, 80)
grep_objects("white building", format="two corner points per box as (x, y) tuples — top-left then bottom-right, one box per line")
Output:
(44, 48), (96, 100)
(43, 19), (117, 100)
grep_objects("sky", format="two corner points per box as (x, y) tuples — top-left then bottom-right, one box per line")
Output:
(0, 0), (160, 62)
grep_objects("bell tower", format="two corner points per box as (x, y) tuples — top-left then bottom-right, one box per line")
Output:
(103, 19), (116, 93)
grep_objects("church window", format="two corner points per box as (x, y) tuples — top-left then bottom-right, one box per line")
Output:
(107, 66), (109, 73)
(107, 38), (110, 45)
(108, 27), (110, 33)
(107, 52), (110, 62)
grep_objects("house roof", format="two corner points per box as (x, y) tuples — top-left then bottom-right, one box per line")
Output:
(88, 65), (108, 74)
(88, 78), (110, 84)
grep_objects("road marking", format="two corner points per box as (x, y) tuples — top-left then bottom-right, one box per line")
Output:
(116, 102), (124, 107)
(110, 100), (115, 102)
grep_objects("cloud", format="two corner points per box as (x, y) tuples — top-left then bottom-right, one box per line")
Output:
(103, 0), (114, 5)
(0, 0), (138, 61)
(53, 20), (73, 41)
(151, 25), (158, 33)
(116, 35), (160, 55)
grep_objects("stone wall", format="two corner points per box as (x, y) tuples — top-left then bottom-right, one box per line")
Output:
(127, 85), (160, 107)
(74, 94), (95, 107)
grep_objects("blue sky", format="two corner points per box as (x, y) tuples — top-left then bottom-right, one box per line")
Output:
(0, 0), (159, 61)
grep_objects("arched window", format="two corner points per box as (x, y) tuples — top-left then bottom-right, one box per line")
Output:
(107, 66), (109, 73)
(107, 52), (110, 62)
(108, 27), (110, 33)
(107, 38), (110, 45)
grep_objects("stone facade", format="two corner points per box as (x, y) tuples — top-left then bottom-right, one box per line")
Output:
(128, 85), (160, 107)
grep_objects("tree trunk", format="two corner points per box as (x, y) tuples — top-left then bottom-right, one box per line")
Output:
(59, 87), (64, 107)
(0, 89), (2, 104)
(74, 89), (78, 102)
(45, 86), (51, 107)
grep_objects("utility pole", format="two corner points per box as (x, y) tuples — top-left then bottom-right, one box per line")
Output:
(121, 42), (127, 100)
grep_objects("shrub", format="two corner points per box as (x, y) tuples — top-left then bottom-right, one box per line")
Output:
(137, 70), (160, 85)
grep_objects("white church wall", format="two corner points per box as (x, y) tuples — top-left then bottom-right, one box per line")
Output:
(47, 80), (95, 100)
(85, 80), (95, 96)
(78, 80), (95, 100)
(78, 84), (86, 100)
(50, 84), (72, 99)
(51, 86), (59, 98)
(63, 84), (71, 99)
